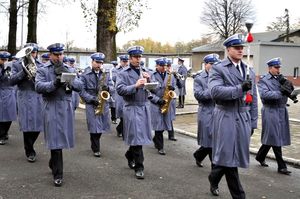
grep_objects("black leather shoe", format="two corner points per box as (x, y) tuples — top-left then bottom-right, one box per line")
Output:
(135, 170), (144, 179)
(54, 178), (63, 187)
(208, 175), (219, 196)
(0, 139), (6, 145)
(196, 160), (203, 167)
(125, 153), (135, 169)
(94, 152), (101, 157)
(158, 149), (166, 155)
(256, 158), (269, 167)
(168, 137), (177, 141)
(27, 155), (36, 163)
(112, 120), (117, 124)
(278, 168), (291, 175)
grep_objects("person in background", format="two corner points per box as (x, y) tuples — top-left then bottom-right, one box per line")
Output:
(68, 57), (76, 68)
(35, 43), (82, 187)
(10, 43), (43, 162)
(109, 60), (118, 124)
(116, 46), (152, 179)
(208, 34), (258, 198)
(176, 57), (188, 108)
(150, 58), (177, 155)
(79, 53), (113, 157)
(114, 55), (129, 137)
(41, 53), (50, 64)
(193, 53), (219, 167)
(255, 57), (293, 175)
(0, 51), (16, 145)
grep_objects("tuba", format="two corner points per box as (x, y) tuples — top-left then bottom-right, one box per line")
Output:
(15, 46), (37, 81)
(160, 72), (176, 114)
(95, 69), (110, 115)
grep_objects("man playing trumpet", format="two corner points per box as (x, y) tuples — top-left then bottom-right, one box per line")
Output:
(79, 53), (113, 157)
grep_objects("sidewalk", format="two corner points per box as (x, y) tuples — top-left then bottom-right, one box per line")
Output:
(173, 104), (300, 167)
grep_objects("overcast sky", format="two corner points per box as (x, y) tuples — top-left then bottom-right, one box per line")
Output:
(1, 0), (300, 49)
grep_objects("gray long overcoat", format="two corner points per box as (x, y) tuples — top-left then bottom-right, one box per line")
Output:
(10, 59), (44, 132)
(108, 67), (117, 108)
(257, 73), (290, 146)
(208, 58), (258, 168)
(35, 62), (82, 150)
(150, 71), (176, 131)
(177, 65), (188, 96)
(193, 71), (214, 147)
(80, 70), (113, 134)
(116, 65), (152, 146)
(0, 65), (17, 122)
(114, 67), (125, 118)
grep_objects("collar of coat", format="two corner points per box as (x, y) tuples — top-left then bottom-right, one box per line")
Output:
(123, 65), (148, 72)
(221, 57), (248, 69)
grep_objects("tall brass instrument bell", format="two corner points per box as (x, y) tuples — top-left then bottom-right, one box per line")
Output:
(15, 46), (37, 81)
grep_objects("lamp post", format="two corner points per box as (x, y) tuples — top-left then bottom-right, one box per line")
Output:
(284, 8), (290, 42)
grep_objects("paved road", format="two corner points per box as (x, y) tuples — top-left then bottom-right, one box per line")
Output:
(0, 109), (300, 199)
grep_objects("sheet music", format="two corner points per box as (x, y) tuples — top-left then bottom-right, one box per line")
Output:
(61, 73), (77, 83)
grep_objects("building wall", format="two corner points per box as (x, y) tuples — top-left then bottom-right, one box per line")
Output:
(191, 51), (224, 72)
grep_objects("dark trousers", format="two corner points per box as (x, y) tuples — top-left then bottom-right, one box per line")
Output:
(168, 124), (175, 139)
(209, 165), (245, 199)
(0, 121), (12, 140)
(90, 133), (102, 152)
(126, 145), (144, 171)
(153, 130), (164, 150)
(110, 107), (116, 121)
(49, 149), (63, 180)
(194, 146), (212, 162)
(256, 144), (286, 170)
(178, 95), (185, 107)
(23, 131), (40, 157)
(116, 117), (123, 137)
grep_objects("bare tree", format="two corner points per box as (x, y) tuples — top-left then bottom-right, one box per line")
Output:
(26, 0), (38, 43)
(201, 0), (255, 39)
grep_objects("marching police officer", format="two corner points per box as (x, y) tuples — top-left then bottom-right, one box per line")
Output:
(40, 53), (50, 64)
(35, 43), (82, 187)
(150, 58), (177, 155)
(68, 57), (76, 68)
(0, 51), (17, 145)
(193, 54), (219, 167)
(114, 55), (129, 137)
(116, 46), (152, 179)
(80, 53), (113, 157)
(208, 34), (258, 198)
(255, 57), (293, 175)
(109, 60), (118, 124)
(176, 57), (188, 108)
(10, 43), (43, 162)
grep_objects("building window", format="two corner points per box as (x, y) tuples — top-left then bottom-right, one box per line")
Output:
(294, 67), (299, 79)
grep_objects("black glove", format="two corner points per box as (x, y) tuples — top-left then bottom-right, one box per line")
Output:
(102, 85), (109, 92)
(168, 85), (175, 91)
(54, 62), (65, 75)
(91, 99), (100, 106)
(157, 98), (166, 106)
(241, 80), (252, 92)
(277, 74), (286, 85)
(53, 76), (62, 87)
(280, 84), (293, 96)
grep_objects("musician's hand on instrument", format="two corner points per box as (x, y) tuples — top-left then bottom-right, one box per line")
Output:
(102, 85), (109, 92)
(157, 98), (166, 106)
(280, 84), (293, 96)
(135, 78), (146, 88)
(241, 80), (252, 92)
(91, 99), (100, 106)
(168, 85), (175, 91)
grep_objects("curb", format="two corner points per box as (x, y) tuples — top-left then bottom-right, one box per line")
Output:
(174, 128), (300, 168)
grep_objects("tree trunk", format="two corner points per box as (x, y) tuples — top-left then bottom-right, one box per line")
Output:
(8, 0), (18, 55)
(96, 0), (118, 62)
(27, 0), (39, 43)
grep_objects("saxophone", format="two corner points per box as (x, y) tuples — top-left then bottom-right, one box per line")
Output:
(160, 72), (176, 114)
(95, 69), (110, 115)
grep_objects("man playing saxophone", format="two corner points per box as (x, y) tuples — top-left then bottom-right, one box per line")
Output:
(10, 43), (44, 162)
(150, 58), (177, 155)
(79, 52), (113, 158)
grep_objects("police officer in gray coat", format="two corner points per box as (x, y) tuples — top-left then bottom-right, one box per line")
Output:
(150, 58), (177, 155)
(193, 54), (219, 167)
(0, 51), (17, 145)
(255, 57), (293, 175)
(80, 53), (113, 157)
(10, 43), (43, 162)
(176, 57), (188, 108)
(35, 43), (82, 187)
(109, 60), (118, 124)
(208, 34), (258, 198)
(116, 46), (152, 179)
(114, 55), (129, 137)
